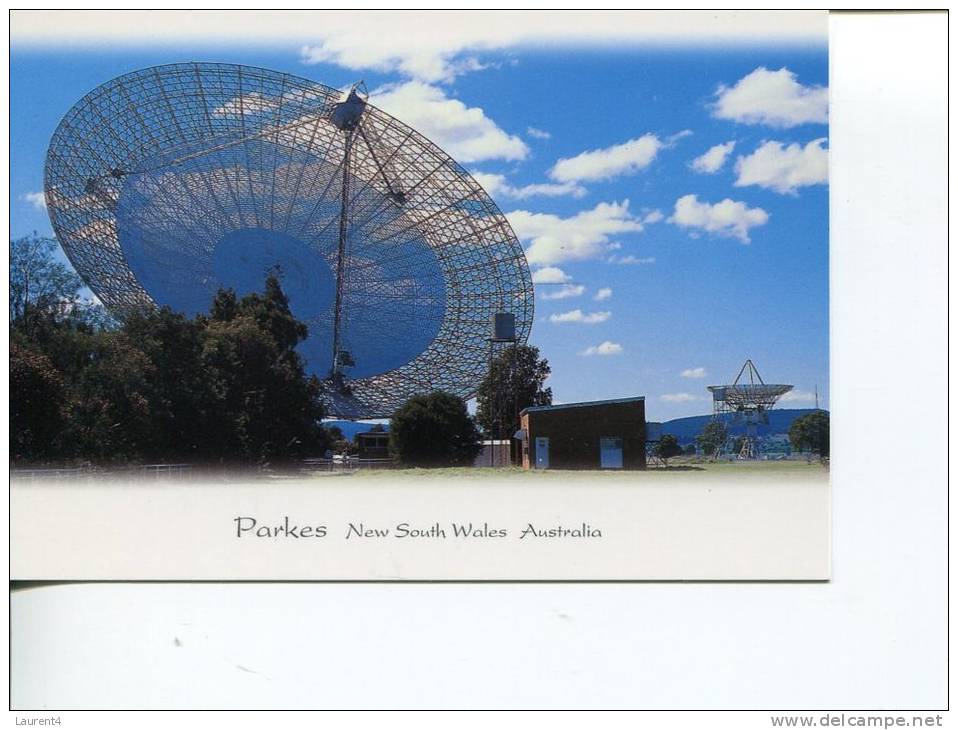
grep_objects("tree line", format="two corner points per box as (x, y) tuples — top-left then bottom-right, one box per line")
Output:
(656, 412), (829, 463)
(11, 234), (329, 464)
(9, 234), (555, 468)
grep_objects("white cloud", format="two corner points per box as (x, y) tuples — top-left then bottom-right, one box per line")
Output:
(23, 192), (46, 210)
(300, 30), (493, 84)
(530, 266), (571, 284)
(660, 392), (698, 403)
(594, 287), (612, 301)
(292, 19), (824, 85)
(541, 284), (585, 300)
(669, 194), (769, 243)
(681, 367), (707, 379)
(734, 138), (828, 194)
(549, 134), (664, 183)
(609, 255), (655, 265)
(691, 141), (736, 173)
(580, 341), (623, 356)
(780, 389), (818, 403)
(526, 126), (551, 140)
(371, 81), (527, 163)
(643, 209), (664, 224)
(509, 181), (586, 199)
(213, 92), (280, 117)
(13, 12), (828, 54)
(471, 172), (585, 200)
(508, 200), (644, 266)
(713, 67), (828, 128)
(549, 309), (611, 324)
(470, 172), (509, 197)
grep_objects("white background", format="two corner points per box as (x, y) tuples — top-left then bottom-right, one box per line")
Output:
(6, 11), (949, 715)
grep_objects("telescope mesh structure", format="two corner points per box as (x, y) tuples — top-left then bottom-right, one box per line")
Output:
(44, 62), (533, 418)
(708, 360), (792, 413)
(707, 359), (792, 458)
(707, 359), (792, 415)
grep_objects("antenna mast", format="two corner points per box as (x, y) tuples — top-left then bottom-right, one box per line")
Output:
(328, 85), (368, 380)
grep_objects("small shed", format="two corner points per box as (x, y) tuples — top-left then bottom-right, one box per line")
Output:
(355, 431), (390, 460)
(519, 397), (646, 470)
(474, 440), (513, 467)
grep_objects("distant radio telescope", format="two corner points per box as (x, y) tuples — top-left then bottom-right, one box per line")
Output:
(707, 359), (792, 458)
(44, 62), (534, 418)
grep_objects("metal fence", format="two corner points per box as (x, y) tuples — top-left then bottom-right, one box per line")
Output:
(10, 458), (399, 482)
(301, 458), (398, 472)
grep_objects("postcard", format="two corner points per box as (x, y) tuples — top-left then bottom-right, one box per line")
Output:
(9, 10), (830, 580)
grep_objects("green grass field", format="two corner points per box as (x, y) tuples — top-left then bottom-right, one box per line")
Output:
(333, 459), (829, 483)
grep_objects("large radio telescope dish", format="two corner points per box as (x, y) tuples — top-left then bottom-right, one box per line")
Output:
(44, 62), (533, 418)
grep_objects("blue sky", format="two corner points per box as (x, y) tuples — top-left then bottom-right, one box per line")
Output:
(10, 11), (829, 420)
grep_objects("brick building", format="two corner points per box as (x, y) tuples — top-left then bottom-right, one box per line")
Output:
(518, 397), (646, 470)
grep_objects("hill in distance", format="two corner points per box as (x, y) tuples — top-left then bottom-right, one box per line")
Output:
(323, 420), (390, 440)
(325, 409), (824, 445)
(656, 408), (826, 445)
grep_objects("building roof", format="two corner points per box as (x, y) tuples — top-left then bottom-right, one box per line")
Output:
(520, 396), (645, 416)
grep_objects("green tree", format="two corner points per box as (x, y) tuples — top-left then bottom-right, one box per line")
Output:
(389, 391), (482, 467)
(10, 343), (66, 461)
(326, 426), (353, 456)
(788, 411), (830, 461)
(9, 234), (83, 329)
(475, 345), (552, 438)
(121, 306), (211, 459)
(199, 277), (329, 462)
(696, 420), (729, 459)
(68, 332), (159, 462)
(9, 236), (116, 461)
(9, 264), (331, 465)
(655, 433), (684, 466)
(683, 443), (697, 456)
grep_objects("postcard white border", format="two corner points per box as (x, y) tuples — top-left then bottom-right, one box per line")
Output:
(7, 10), (949, 711)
